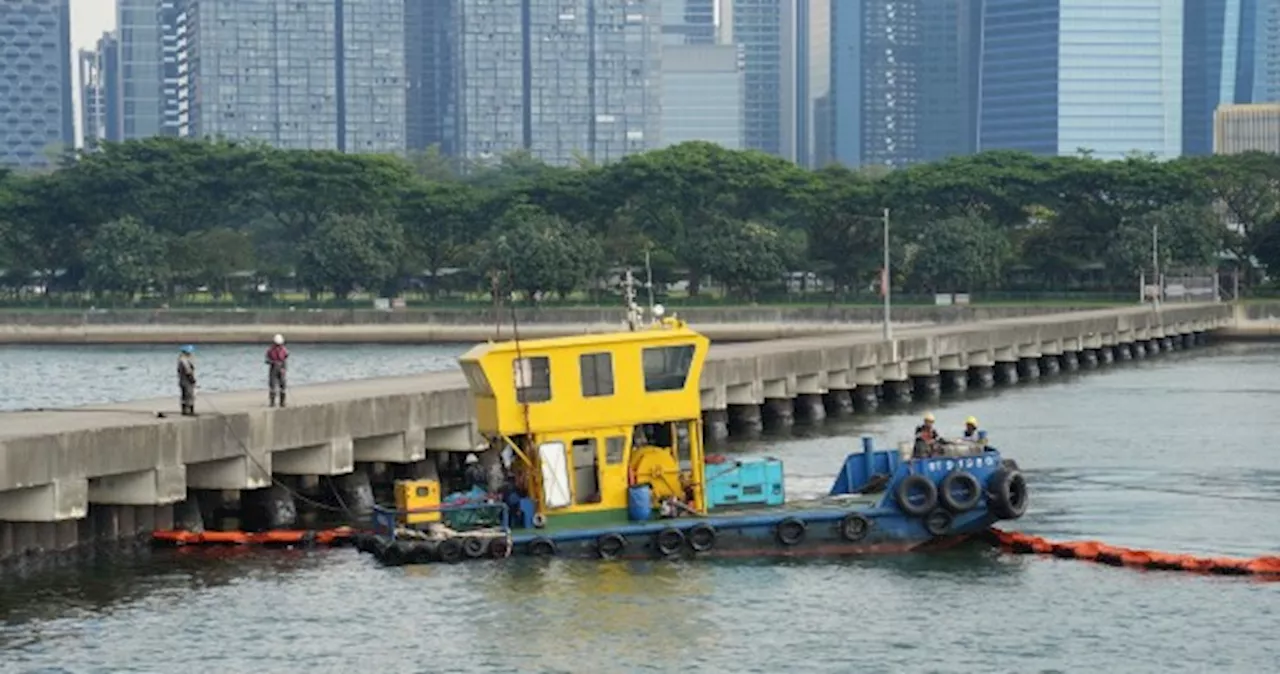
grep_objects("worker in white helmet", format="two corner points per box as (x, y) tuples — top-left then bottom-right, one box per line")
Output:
(913, 412), (944, 458)
(265, 333), (289, 407)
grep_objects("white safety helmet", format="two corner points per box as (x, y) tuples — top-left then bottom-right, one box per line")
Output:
(273, 334), (284, 345)
(465, 453), (479, 465)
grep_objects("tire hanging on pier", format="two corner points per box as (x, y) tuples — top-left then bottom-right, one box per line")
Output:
(839, 513), (871, 542)
(895, 474), (938, 516)
(987, 468), (1029, 520)
(655, 528), (685, 557)
(687, 524), (717, 552)
(939, 471), (982, 512)
(597, 533), (627, 559)
(776, 517), (807, 546)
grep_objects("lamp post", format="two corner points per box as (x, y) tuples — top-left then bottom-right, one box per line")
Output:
(1151, 223), (1160, 311)
(882, 208), (892, 341)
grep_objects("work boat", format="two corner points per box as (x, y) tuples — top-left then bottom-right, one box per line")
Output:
(355, 308), (1029, 566)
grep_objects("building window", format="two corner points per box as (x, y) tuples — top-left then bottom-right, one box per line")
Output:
(642, 345), (695, 392)
(514, 356), (551, 403)
(579, 352), (614, 397)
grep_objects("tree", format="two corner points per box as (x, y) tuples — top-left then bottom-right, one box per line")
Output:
(398, 180), (484, 294)
(84, 216), (170, 298)
(908, 215), (1011, 293)
(686, 217), (792, 300)
(168, 227), (256, 297)
(252, 149), (414, 237)
(473, 205), (602, 302)
(297, 214), (406, 298)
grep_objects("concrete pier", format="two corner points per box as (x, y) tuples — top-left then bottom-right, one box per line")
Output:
(0, 303), (1230, 571)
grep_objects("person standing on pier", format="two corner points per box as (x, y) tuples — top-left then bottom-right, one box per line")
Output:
(266, 334), (289, 407)
(177, 345), (197, 416)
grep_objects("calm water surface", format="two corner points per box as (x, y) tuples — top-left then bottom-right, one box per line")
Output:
(2, 343), (1279, 673)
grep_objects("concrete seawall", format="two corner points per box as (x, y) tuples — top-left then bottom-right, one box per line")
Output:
(0, 304), (1113, 344)
(0, 303), (1232, 573)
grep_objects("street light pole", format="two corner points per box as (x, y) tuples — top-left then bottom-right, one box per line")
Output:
(1151, 222), (1160, 311)
(883, 207), (892, 341)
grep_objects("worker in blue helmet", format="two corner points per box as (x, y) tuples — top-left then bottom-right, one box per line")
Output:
(177, 345), (197, 416)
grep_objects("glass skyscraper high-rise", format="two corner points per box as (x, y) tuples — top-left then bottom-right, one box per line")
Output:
(0, 0), (74, 168)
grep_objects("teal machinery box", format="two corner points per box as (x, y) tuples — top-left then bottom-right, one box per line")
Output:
(705, 457), (785, 508)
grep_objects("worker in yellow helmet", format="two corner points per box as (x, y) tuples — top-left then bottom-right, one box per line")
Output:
(914, 413), (943, 458)
(962, 416), (982, 442)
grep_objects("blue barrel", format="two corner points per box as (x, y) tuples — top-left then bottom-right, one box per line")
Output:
(627, 484), (653, 522)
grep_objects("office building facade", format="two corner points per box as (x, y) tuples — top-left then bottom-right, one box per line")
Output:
(176, 0), (405, 152)
(662, 0), (717, 45)
(454, 0), (661, 166)
(405, 0), (456, 153)
(1182, 0), (1272, 155)
(118, 0), (166, 139)
(0, 0), (74, 168)
(660, 44), (744, 149)
(979, 0), (1183, 160)
(1214, 102), (1280, 153)
(79, 46), (106, 148)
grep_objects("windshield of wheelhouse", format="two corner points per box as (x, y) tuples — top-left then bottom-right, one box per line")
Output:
(460, 362), (494, 397)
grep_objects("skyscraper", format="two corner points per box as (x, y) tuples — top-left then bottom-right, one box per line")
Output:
(405, 0), (456, 153)
(454, 0), (662, 166)
(660, 44), (745, 149)
(176, 0), (405, 152)
(118, 0), (166, 139)
(978, 0), (1183, 160)
(662, 0), (717, 45)
(79, 46), (106, 149)
(0, 0), (74, 169)
(1185, 0), (1280, 155)
(830, 0), (979, 169)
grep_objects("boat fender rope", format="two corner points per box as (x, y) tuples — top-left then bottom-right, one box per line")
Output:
(597, 532), (627, 559)
(838, 513), (871, 542)
(687, 523), (717, 552)
(924, 509), (954, 537)
(776, 517), (807, 546)
(939, 471), (982, 512)
(895, 474), (938, 516)
(655, 528), (685, 557)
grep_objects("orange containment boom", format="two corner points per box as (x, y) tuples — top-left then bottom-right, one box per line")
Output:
(988, 528), (1280, 578)
(152, 527), (355, 547)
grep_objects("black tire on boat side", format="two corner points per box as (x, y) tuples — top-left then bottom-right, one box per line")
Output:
(939, 471), (983, 512)
(924, 509), (954, 537)
(1001, 458), (1021, 472)
(529, 537), (557, 557)
(381, 541), (411, 566)
(776, 517), (807, 546)
(438, 538), (464, 564)
(839, 513), (871, 542)
(895, 474), (938, 516)
(407, 541), (435, 564)
(988, 469), (1029, 520)
(597, 533), (627, 559)
(687, 524), (717, 552)
(655, 528), (685, 557)
(462, 537), (488, 559)
(488, 537), (512, 559)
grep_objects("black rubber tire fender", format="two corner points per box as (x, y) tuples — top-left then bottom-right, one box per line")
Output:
(924, 509), (954, 537)
(381, 541), (411, 567)
(895, 474), (938, 516)
(528, 537), (557, 557)
(939, 471), (982, 512)
(407, 541), (435, 564)
(437, 537), (464, 564)
(988, 468), (1029, 520)
(655, 528), (685, 557)
(839, 513), (871, 542)
(488, 537), (512, 559)
(596, 533), (627, 559)
(462, 536), (488, 559)
(776, 517), (807, 546)
(687, 523), (717, 552)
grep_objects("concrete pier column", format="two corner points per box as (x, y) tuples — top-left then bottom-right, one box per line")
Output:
(941, 370), (968, 393)
(794, 393), (826, 423)
(243, 484), (297, 530)
(1115, 344), (1132, 361)
(1131, 342), (1146, 358)
(1080, 349), (1099, 368)
(995, 362), (1019, 385)
(1039, 356), (1060, 376)
(728, 404), (764, 435)
(912, 375), (941, 399)
(1182, 334), (1195, 349)
(1060, 352), (1079, 371)
(1195, 332), (1209, 345)
(702, 410), (730, 442)
(883, 380), (913, 403)
(1017, 357), (1041, 380)
(970, 366), (996, 389)
(762, 399), (795, 430)
(392, 459), (439, 481)
(1, 522), (13, 563)
(823, 390), (854, 416)
(1146, 339), (1161, 355)
(333, 471), (375, 518)
(851, 387), (879, 412)
(174, 497), (205, 532)
(1099, 347), (1115, 365)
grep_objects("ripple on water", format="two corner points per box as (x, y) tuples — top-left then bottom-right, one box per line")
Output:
(3, 344), (1280, 673)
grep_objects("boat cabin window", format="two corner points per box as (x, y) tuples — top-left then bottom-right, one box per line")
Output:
(539, 441), (572, 509)
(579, 352), (615, 398)
(460, 362), (493, 396)
(514, 356), (552, 403)
(605, 436), (626, 465)
(642, 344), (696, 392)
(571, 438), (601, 504)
